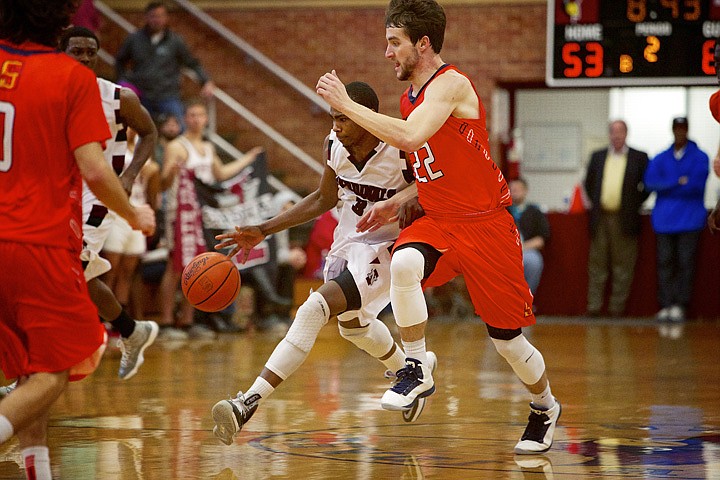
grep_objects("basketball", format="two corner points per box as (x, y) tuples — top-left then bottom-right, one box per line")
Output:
(181, 252), (241, 312)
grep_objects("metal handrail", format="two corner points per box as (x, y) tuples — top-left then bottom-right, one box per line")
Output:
(173, 0), (330, 116)
(93, 0), (323, 180)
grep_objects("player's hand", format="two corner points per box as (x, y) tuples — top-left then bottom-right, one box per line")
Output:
(713, 155), (720, 177)
(357, 200), (399, 233)
(709, 208), (720, 233)
(316, 70), (350, 111)
(398, 197), (425, 229)
(129, 204), (156, 236)
(215, 225), (265, 263)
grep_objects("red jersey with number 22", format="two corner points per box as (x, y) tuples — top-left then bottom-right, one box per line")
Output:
(400, 64), (510, 217)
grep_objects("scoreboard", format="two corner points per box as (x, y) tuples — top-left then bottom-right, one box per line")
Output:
(546, 0), (719, 86)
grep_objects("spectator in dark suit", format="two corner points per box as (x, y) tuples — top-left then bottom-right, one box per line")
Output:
(508, 178), (550, 295)
(584, 120), (649, 317)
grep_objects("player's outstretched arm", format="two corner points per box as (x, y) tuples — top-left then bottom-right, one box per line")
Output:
(118, 88), (158, 193)
(75, 142), (156, 236)
(317, 70), (460, 152)
(217, 162), (339, 261)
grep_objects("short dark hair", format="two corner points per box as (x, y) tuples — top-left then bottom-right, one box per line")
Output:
(0, 0), (79, 47)
(346, 82), (380, 112)
(385, 0), (446, 54)
(145, 1), (167, 13)
(59, 26), (99, 51)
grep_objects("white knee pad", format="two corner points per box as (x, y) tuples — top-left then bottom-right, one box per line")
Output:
(265, 339), (308, 380)
(390, 248), (428, 328)
(491, 335), (545, 385)
(284, 291), (330, 353)
(338, 319), (394, 358)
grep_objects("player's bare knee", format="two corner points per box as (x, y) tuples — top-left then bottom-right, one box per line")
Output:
(390, 248), (425, 288)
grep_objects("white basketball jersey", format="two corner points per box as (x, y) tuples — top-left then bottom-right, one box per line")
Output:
(175, 136), (215, 184)
(327, 130), (412, 255)
(81, 78), (128, 215)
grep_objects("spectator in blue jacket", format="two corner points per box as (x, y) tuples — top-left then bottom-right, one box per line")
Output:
(644, 117), (709, 323)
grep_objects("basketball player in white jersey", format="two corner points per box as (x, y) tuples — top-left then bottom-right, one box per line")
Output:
(211, 82), (435, 446)
(61, 27), (159, 380)
(102, 128), (161, 317)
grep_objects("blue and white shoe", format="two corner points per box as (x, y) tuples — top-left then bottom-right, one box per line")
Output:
(381, 356), (435, 411)
(402, 351), (437, 423)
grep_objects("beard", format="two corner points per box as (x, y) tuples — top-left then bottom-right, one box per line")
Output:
(397, 49), (420, 81)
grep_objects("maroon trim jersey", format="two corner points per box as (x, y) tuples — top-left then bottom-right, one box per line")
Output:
(0, 40), (111, 253)
(400, 64), (510, 217)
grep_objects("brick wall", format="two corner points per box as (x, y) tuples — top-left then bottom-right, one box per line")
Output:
(99, 3), (546, 193)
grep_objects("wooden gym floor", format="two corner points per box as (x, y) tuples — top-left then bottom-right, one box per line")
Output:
(1, 315), (719, 479)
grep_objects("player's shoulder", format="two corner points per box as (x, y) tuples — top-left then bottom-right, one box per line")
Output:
(427, 66), (474, 99)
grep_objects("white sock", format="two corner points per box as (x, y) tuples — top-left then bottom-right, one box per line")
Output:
(402, 338), (427, 365)
(531, 383), (555, 410)
(246, 377), (275, 402)
(0, 415), (13, 444)
(384, 343), (407, 373)
(22, 446), (51, 480)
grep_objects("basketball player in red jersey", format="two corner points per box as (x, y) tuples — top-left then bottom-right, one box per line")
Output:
(317, 0), (560, 454)
(707, 40), (720, 232)
(0, 2), (155, 479)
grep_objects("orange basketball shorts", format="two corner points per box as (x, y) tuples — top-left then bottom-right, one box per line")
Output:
(0, 242), (107, 381)
(394, 209), (536, 330)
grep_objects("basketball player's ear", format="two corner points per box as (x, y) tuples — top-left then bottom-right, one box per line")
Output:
(418, 36), (430, 52)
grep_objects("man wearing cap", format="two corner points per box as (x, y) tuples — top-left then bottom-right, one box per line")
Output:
(644, 117), (709, 322)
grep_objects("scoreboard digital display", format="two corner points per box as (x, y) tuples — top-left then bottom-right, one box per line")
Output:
(547, 0), (719, 86)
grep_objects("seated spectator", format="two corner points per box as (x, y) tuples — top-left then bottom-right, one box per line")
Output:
(507, 177), (551, 295)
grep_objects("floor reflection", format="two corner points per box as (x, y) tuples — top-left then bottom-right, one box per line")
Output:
(0, 317), (719, 479)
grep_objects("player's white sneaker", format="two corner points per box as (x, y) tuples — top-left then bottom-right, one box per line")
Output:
(212, 391), (260, 446)
(402, 351), (437, 423)
(381, 357), (435, 411)
(118, 320), (159, 380)
(514, 400), (562, 454)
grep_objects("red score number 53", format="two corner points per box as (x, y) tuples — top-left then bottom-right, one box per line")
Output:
(562, 42), (603, 78)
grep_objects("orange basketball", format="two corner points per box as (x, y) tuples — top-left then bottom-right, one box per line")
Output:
(181, 252), (241, 312)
